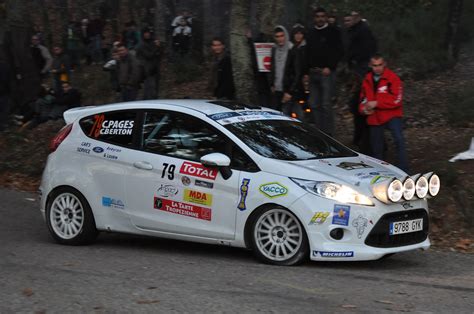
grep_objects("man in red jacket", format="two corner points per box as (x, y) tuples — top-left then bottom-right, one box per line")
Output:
(359, 54), (408, 171)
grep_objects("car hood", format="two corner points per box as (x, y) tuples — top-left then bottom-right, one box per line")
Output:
(258, 154), (406, 195)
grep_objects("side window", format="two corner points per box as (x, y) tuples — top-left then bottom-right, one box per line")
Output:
(80, 111), (137, 147)
(142, 111), (259, 171)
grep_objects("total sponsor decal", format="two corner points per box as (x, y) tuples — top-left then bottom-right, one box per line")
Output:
(332, 204), (350, 226)
(180, 162), (218, 180)
(195, 179), (214, 189)
(312, 251), (354, 258)
(89, 114), (134, 138)
(156, 184), (179, 198)
(237, 178), (250, 211)
(183, 189), (213, 206)
(102, 196), (125, 209)
(154, 198), (211, 221)
(308, 212), (330, 225)
(259, 182), (288, 198)
(352, 215), (368, 239)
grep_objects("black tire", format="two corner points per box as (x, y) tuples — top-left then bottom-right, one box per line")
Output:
(249, 206), (309, 266)
(46, 187), (98, 245)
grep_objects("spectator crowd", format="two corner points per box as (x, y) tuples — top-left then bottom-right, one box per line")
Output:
(0, 7), (408, 171)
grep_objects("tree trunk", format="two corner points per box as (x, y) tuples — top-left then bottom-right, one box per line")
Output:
(229, 0), (255, 103)
(154, 0), (167, 43)
(256, 0), (285, 37)
(445, 0), (463, 63)
(5, 0), (41, 112)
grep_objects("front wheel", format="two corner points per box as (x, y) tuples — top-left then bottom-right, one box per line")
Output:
(250, 207), (309, 266)
(46, 187), (98, 245)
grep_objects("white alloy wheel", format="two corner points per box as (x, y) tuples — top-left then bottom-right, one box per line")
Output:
(50, 193), (84, 239)
(253, 208), (306, 264)
(46, 187), (98, 245)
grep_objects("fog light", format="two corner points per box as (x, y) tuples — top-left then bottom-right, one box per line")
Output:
(415, 176), (429, 198)
(428, 173), (440, 196)
(330, 228), (344, 240)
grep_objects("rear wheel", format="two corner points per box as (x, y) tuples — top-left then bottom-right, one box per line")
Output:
(46, 187), (98, 245)
(250, 207), (309, 266)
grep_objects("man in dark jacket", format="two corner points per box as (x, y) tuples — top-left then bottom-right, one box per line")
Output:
(117, 44), (143, 101)
(51, 46), (72, 95)
(344, 12), (377, 154)
(136, 27), (162, 99)
(305, 7), (343, 135)
(208, 37), (235, 100)
(281, 23), (307, 118)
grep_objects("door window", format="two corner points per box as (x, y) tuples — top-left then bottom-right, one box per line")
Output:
(141, 110), (259, 171)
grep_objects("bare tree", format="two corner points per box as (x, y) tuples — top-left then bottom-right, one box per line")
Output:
(229, 0), (255, 103)
(445, 0), (464, 63)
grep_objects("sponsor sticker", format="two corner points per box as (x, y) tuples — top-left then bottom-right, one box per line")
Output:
(313, 251), (354, 258)
(89, 114), (134, 138)
(180, 162), (218, 180)
(309, 212), (330, 225)
(103, 153), (118, 160)
(332, 204), (350, 226)
(352, 215), (368, 239)
(76, 147), (90, 154)
(370, 175), (393, 185)
(259, 182), (288, 198)
(195, 179), (214, 189)
(208, 112), (241, 121)
(106, 146), (122, 153)
(154, 198), (211, 221)
(402, 202), (413, 209)
(337, 162), (373, 171)
(181, 176), (191, 186)
(102, 196), (125, 209)
(156, 184), (179, 198)
(237, 178), (250, 211)
(93, 146), (104, 153)
(183, 189), (213, 206)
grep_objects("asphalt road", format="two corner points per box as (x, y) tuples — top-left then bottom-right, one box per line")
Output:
(1, 188), (473, 313)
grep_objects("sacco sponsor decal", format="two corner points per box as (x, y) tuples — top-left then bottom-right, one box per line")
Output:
(154, 198), (211, 221)
(183, 189), (212, 206)
(259, 182), (288, 198)
(180, 162), (218, 180)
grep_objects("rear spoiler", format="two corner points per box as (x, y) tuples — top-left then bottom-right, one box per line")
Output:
(63, 106), (98, 124)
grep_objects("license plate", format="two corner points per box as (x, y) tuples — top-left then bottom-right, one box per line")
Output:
(389, 218), (423, 235)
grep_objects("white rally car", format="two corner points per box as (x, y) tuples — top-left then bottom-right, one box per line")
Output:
(39, 100), (440, 265)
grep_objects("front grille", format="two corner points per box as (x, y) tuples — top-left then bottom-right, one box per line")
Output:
(365, 208), (429, 248)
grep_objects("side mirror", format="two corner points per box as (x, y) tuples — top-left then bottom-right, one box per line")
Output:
(200, 153), (232, 180)
(200, 153), (231, 167)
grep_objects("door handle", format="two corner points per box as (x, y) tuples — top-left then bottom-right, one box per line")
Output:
(133, 161), (153, 170)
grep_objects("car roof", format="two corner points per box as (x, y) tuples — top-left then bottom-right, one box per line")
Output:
(64, 99), (275, 124)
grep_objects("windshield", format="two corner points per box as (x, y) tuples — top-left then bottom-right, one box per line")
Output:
(225, 120), (357, 161)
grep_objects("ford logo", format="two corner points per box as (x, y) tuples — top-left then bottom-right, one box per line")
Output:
(93, 147), (104, 153)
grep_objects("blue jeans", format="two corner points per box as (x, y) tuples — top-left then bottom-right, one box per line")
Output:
(309, 71), (335, 135)
(370, 117), (409, 172)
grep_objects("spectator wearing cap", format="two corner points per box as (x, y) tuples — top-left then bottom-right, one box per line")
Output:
(281, 23), (307, 118)
(136, 27), (163, 99)
(304, 7), (344, 135)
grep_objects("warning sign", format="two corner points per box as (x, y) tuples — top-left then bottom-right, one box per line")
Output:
(254, 43), (274, 72)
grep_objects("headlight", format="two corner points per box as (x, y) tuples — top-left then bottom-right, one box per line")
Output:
(387, 179), (403, 202)
(403, 177), (415, 200)
(290, 178), (374, 206)
(415, 176), (429, 198)
(428, 173), (440, 196)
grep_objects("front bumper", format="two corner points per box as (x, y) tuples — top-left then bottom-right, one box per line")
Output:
(289, 193), (430, 261)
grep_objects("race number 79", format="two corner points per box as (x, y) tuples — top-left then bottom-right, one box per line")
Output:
(162, 163), (175, 180)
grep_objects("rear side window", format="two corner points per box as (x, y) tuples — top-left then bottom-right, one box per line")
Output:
(79, 111), (137, 147)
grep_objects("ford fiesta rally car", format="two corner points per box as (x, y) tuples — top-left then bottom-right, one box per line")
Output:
(39, 100), (440, 265)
